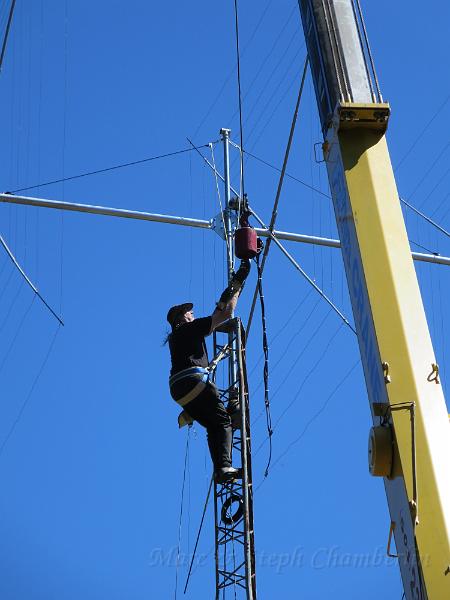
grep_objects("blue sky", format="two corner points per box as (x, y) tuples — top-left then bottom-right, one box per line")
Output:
(0, 1), (449, 599)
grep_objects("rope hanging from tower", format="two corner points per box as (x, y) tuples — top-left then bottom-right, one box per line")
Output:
(254, 243), (273, 477)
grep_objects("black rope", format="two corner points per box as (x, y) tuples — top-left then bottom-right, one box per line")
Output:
(174, 430), (190, 600)
(0, 0), (16, 72)
(246, 56), (309, 336)
(183, 476), (213, 594)
(0, 322), (61, 458)
(255, 252), (272, 477)
(233, 0), (245, 212)
(6, 144), (212, 194)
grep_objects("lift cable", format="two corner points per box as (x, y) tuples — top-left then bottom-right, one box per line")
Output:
(0, 232), (64, 325)
(233, 0), (245, 217)
(0, 0), (16, 72)
(246, 55), (309, 336)
(6, 143), (214, 195)
(174, 429), (190, 600)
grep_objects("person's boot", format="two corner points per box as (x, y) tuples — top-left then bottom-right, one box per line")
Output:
(214, 466), (242, 484)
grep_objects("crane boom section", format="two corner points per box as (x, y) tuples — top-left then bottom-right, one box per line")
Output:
(328, 117), (450, 599)
(298, 1), (450, 598)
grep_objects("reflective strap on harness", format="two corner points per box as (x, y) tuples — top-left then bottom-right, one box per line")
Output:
(175, 379), (207, 407)
(169, 366), (209, 387)
(170, 345), (230, 389)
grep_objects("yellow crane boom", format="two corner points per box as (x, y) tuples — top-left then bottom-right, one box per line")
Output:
(298, 2), (450, 598)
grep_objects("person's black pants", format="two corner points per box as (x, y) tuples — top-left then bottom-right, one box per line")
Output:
(171, 380), (232, 470)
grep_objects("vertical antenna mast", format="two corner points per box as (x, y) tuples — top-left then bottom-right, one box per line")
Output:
(212, 129), (257, 599)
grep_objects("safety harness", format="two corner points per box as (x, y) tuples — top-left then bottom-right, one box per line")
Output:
(171, 343), (230, 428)
(170, 367), (209, 406)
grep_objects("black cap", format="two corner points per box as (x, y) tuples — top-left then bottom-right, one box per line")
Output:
(166, 302), (193, 327)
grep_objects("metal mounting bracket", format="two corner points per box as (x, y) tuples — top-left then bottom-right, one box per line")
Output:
(212, 210), (237, 240)
(376, 401), (419, 527)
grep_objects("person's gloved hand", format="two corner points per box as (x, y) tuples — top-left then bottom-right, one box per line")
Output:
(217, 285), (234, 309)
(216, 260), (251, 310)
(232, 259), (251, 285)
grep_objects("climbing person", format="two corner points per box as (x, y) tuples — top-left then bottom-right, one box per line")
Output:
(167, 259), (251, 483)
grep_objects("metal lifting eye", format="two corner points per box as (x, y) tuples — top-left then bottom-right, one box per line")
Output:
(427, 363), (440, 384)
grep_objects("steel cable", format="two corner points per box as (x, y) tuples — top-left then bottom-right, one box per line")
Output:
(233, 0), (245, 215)
(7, 144), (213, 195)
(395, 92), (450, 171)
(226, 4), (297, 131)
(0, 0), (16, 72)
(174, 429), (190, 600)
(192, 0), (277, 139)
(0, 231), (63, 325)
(246, 56), (309, 336)
(400, 197), (450, 240)
(0, 322), (61, 458)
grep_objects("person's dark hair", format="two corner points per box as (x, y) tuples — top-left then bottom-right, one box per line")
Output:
(163, 313), (185, 345)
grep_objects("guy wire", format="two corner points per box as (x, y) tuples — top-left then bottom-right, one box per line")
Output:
(233, 0), (245, 216)
(174, 429), (190, 600)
